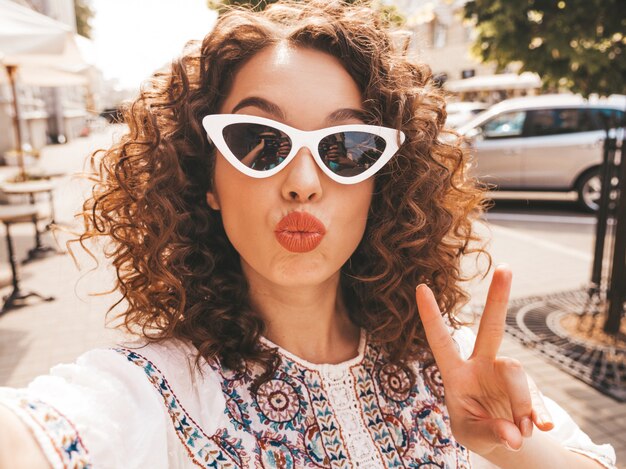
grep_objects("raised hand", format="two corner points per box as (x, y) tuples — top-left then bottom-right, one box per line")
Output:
(415, 265), (554, 457)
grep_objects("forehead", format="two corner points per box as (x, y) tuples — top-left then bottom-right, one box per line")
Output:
(219, 44), (363, 125)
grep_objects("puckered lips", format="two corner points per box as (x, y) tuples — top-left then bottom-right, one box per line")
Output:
(274, 211), (327, 253)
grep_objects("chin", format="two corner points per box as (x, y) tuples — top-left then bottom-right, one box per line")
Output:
(272, 258), (340, 287)
(274, 269), (331, 287)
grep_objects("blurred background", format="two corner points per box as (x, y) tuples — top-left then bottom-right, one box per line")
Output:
(0, 0), (625, 465)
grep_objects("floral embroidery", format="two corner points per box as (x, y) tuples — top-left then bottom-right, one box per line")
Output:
(225, 393), (252, 431)
(383, 414), (409, 457)
(115, 336), (471, 469)
(257, 436), (296, 468)
(255, 378), (302, 425)
(361, 343), (471, 468)
(415, 405), (451, 448)
(9, 395), (90, 469)
(304, 424), (329, 467)
(299, 369), (351, 468)
(423, 362), (445, 399)
(353, 362), (405, 467)
(114, 348), (246, 468)
(378, 363), (412, 403)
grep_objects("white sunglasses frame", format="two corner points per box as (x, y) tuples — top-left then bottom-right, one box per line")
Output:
(202, 114), (406, 185)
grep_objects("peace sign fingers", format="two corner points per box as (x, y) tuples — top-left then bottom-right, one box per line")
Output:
(415, 284), (464, 379)
(472, 265), (512, 359)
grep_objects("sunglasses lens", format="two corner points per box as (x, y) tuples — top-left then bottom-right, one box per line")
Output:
(222, 123), (292, 171)
(319, 132), (387, 177)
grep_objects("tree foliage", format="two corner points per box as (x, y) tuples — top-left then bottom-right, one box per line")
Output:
(74, 0), (95, 38)
(464, 0), (626, 97)
(206, 0), (405, 27)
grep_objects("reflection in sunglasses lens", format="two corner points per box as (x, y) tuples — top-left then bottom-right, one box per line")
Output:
(222, 124), (387, 177)
(319, 132), (386, 176)
(223, 123), (292, 171)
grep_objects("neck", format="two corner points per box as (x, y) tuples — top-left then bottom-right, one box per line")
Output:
(243, 263), (361, 364)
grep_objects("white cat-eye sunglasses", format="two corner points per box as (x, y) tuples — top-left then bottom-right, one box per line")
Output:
(202, 114), (406, 185)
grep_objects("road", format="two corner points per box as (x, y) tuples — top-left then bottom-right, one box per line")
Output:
(485, 197), (597, 263)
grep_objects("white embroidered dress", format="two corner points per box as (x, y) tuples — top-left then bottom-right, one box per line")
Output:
(0, 328), (617, 469)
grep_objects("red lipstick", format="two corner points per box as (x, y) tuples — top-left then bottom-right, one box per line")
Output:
(275, 211), (327, 253)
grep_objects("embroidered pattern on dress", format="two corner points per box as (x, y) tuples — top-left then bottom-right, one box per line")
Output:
(214, 354), (351, 468)
(361, 343), (472, 468)
(13, 395), (90, 469)
(113, 348), (246, 468)
(299, 369), (351, 468)
(115, 338), (470, 469)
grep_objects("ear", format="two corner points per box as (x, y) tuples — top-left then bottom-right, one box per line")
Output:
(206, 191), (221, 210)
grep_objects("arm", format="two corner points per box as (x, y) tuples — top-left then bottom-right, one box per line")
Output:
(0, 404), (50, 469)
(484, 430), (609, 469)
(0, 348), (171, 469)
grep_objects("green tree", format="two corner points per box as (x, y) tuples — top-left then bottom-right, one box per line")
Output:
(464, 0), (626, 97)
(74, 0), (95, 38)
(207, 0), (405, 27)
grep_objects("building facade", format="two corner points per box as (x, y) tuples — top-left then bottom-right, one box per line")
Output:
(1, 0), (91, 160)
(398, 0), (540, 103)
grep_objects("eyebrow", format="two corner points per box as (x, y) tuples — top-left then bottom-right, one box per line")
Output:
(230, 96), (368, 125)
(231, 97), (286, 120)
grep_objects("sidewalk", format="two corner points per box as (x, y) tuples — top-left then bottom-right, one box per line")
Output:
(466, 222), (626, 466)
(0, 127), (624, 467)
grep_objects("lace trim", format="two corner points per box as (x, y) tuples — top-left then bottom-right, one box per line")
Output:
(258, 330), (385, 466)
(321, 367), (386, 467)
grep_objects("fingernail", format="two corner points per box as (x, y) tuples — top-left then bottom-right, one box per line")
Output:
(537, 413), (551, 425)
(416, 283), (426, 291)
(501, 439), (520, 452)
(520, 417), (533, 438)
(537, 414), (554, 430)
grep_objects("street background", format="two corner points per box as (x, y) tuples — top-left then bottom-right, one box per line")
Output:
(1, 0), (625, 466)
(0, 125), (624, 466)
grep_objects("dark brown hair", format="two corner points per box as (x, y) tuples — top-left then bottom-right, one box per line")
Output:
(74, 0), (489, 375)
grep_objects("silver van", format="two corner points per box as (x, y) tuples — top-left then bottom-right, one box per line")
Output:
(457, 94), (626, 211)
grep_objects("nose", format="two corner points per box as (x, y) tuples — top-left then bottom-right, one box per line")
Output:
(281, 147), (323, 202)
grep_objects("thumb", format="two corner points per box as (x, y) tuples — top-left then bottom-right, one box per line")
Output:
(465, 418), (524, 453)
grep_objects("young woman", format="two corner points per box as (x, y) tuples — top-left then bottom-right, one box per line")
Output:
(0, 1), (616, 468)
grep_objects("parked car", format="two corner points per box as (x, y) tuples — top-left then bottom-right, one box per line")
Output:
(457, 94), (626, 211)
(445, 101), (489, 128)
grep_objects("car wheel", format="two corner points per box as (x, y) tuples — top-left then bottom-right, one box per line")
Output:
(577, 169), (603, 212)
(577, 167), (618, 213)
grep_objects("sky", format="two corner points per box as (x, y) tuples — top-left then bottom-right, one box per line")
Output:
(91, 0), (218, 89)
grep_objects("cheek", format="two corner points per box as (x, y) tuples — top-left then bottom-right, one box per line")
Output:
(333, 181), (374, 248)
(211, 155), (267, 242)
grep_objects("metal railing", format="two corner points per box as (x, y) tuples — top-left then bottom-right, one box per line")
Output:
(586, 118), (625, 335)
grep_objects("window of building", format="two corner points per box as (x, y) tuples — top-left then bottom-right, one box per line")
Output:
(433, 22), (448, 48)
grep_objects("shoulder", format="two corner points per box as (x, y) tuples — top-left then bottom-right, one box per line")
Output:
(0, 339), (226, 468)
(0, 346), (168, 468)
(113, 338), (227, 425)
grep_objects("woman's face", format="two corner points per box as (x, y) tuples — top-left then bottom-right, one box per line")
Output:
(207, 44), (373, 288)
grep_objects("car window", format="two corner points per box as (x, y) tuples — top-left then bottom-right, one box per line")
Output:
(481, 111), (527, 139)
(526, 108), (594, 136)
(589, 108), (626, 130)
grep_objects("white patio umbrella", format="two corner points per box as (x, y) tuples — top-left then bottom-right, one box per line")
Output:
(0, 0), (88, 180)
